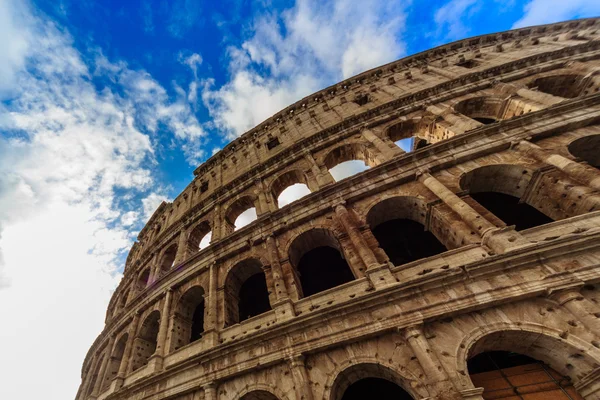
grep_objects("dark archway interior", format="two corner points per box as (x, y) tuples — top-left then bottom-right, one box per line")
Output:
(238, 273), (271, 322)
(298, 246), (354, 297)
(190, 301), (205, 342)
(568, 135), (600, 168)
(373, 219), (446, 266)
(473, 117), (496, 125)
(470, 192), (553, 231)
(341, 378), (413, 400)
(415, 139), (429, 149)
(468, 351), (582, 400)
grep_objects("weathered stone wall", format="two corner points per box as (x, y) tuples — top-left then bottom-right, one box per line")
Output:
(80, 18), (600, 400)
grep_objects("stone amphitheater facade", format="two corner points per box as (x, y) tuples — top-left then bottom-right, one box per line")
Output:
(78, 18), (600, 400)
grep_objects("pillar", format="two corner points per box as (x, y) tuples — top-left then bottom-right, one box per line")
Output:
(203, 262), (219, 346)
(203, 382), (218, 400)
(91, 338), (113, 398)
(174, 227), (189, 266)
(121, 312), (141, 380)
(516, 140), (600, 191)
(549, 288), (600, 334)
(211, 204), (222, 243)
(362, 128), (403, 161)
(334, 202), (396, 287)
(266, 235), (295, 320)
(304, 151), (335, 187)
(289, 355), (314, 400)
(494, 81), (563, 106)
(149, 253), (161, 285)
(426, 105), (483, 135)
(255, 179), (275, 215)
(155, 289), (173, 358)
(403, 325), (464, 400)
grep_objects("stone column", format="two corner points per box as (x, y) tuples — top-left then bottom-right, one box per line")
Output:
(494, 81), (563, 106)
(288, 355), (314, 400)
(334, 203), (396, 287)
(174, 227), (189, 266)
(549, 288), (600, 335)
(211, 204), (222, 243)
(516, 140), (600, 191)
(90, 339), (112, 398)
(418, 172), (528, 254)
(203, 262), (219, 346)
(426, 105), (483, 135)
(203, 382), (218, 400)
(155, 289), (173, 357)
(255, 179), (274, 215)
(362, 128), (403, 161)
(304, 151), (335, 187)
(266, 235), (295, 320)
(149, 253), (161, 285)
(121, 312), (141, 380)
(403, 325), (465, 400)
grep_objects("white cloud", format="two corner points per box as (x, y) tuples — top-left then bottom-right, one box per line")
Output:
(433, 0), (480, 41)
(329, 160), (370, 181)
(0, 1), (197, 399)
(513, 0), (600, 28)
(0, 0), (29, 98)
(202, 0), (408, 139)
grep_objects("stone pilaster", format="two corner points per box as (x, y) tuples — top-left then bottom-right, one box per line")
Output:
(211, 204), (222, 243)
(203, 382), (218, 400)
(203, 262), (219, 346)
(362, 127), (403, 161)
(304, 151), (335, 187)
(288, 355), (314, 400)
(548, 287), (600, 335)
(120, 312), (141, 381)
(174, 227), (189, 266)
(90, 339), (112, 398)
(426, 104), (483, 135)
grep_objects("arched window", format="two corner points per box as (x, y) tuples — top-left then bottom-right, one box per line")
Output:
(366, 197), (447, 266)
(568, 135), (600, 168)
(324, 143), (377, 182)
(86, 354), (105, 397)
(330, 363), (415, 400)
(240, 391), (280, 400)
(453, 96), (505, 124)
(188, 221), (212, 253)
(118, 287), (130, 311)
(224, 259), (271, 326)
(387, 119), (427, 152)
(102, 334), (128, 390)
(130, 311), (160, 372)
(289, 228), (355, 297)
(159, 243), (177, 273)
(137, 268), (151, 290)
(529, 74), (587, 98)
(170, 286), (205, 351)
(271, 170), (312, 208)
(460, 164), (553, 231)
(225, 196), (258, 233)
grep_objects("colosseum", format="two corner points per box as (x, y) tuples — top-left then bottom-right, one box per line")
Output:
(78, 18), (600, 400)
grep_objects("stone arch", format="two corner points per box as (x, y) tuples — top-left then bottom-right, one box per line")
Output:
(529, 74), (589, 99)
(159, 243), (178, 273)
(323, 143), (379, 181)
(269, 169), (313, 208)
(130, 310), (160, 372)
(223, 258), (271, 326)
(233, 383), (288, 400)
(187, 220), (212, 252)
(386, 119), (429, 151)
(325, 361), (426, 400)
(459, 164), (554, 230)
(456, 322), (600, 398)
(568, 134), (600, 168)
(287, 227), (355, 297)
(86, 353), (105, 397)
(137, 267), (151, 290)
(225, 195), (259, 233)
(365, 196), (448, 266)
(453, 96), (506, 124)
(102, 333), (128, 390)
(169, 285), (206, 352)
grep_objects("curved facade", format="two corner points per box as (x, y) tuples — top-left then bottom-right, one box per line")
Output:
(78, 18), (600, 400)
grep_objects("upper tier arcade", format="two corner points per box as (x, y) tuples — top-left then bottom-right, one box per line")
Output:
(79, 17), (600, 400)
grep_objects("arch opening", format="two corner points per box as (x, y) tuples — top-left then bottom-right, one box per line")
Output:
(464, 328), (597, 400)
(224, 259), (271, 326)
(367, 197), (447, 266)
(330, 363), (415, 400)
(137, 268), (150, 290)
(170, 286), (205, 352)
(102, 334), (128, 390)
(324, 144), (376, 182)
(160, 244), (178, 272)
(278, 183), (311, 207)
(568, 135), (600, 168)
(188, 221), (212, 252)
(225, 196), (258, 232)
(529, 74), (587, 99)
(289, 228), (355, 297)
(131, 310), (160, 372)
(272, 169), (313, 208)
(454, 96), (505, 124)
(460, 165), (554, 231)
(387, 119), (425, 152)
(240, 390), (280, 400)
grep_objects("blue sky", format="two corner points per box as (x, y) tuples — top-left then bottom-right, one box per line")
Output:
(0, 0), (599, 399)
